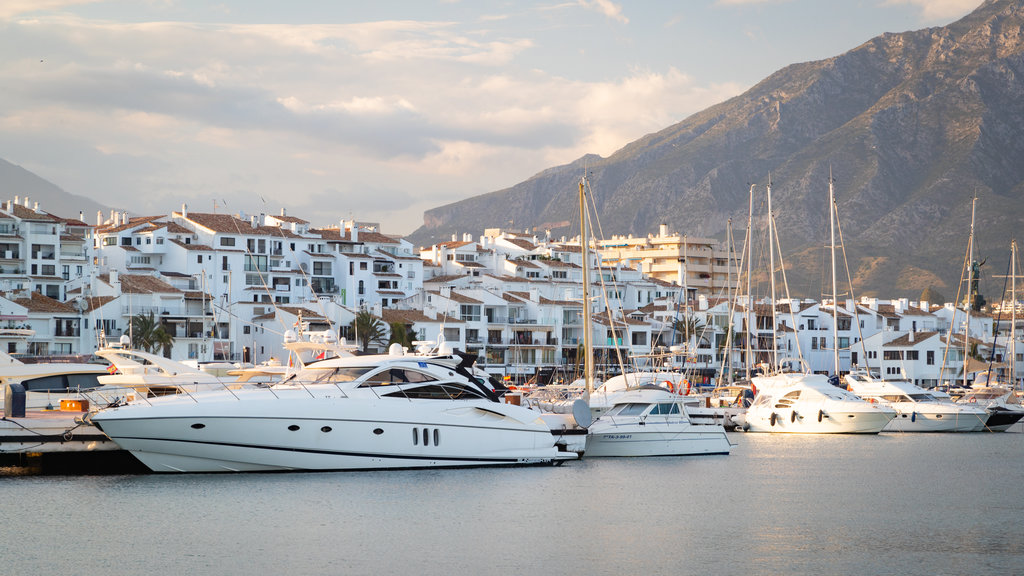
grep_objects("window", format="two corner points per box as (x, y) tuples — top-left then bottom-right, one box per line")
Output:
(121, 237), (131, 246)
(197, 255), (203, 264)
(313, 261), (331, 275)
(631, 332), (647, 345)
(927, 350), (935, 365)
(103, 237), (117, 246)
(460, 305), (480, 322)
(362, 368), (437, 386)
(220, 237), (235, 247)
(359, 262), (367, 270)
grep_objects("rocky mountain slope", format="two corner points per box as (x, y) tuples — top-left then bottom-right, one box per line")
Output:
(409, 0), (1024, 300)
(0, 158), (111, 223)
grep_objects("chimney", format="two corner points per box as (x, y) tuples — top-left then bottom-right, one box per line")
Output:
(181, 203), (188, 218)
(250, 215), (257, 228)
(659, 223), (668, 237)
(908, 331), (914, 343)
(79, 211), (83, 222)
(23, 196), (30, 207)
(281, 207), (286, 217)
(110, 270), (119, 285)
(451, 234), (457, 242)
(33, 201), (39, 212)
(110, 209), (117, 225)
(14, 195), (19, 206)
(351, 221), (358, 243)
(97, 211), (102, 226)
(121, 211), (128, 225)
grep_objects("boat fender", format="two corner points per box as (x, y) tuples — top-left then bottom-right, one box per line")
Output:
(769, 412), (778, 426)
(968, 397), (976, 403)
(663, 380), (674, 393)
(791, 411), (798, 423)
(911, 411), (916, 423)
(684, 380), (691, 395)
(817, 410), (825, 422)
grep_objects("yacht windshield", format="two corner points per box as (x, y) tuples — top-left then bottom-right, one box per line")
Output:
(608, 403), (650, 417)
(296, 366), (374, 384)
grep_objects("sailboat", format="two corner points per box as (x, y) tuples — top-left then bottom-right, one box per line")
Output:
(743, 176), (896, 433)
(573, 176), (731, 456)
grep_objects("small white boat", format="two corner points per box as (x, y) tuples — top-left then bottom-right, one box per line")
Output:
(954, 385), (1024, 432)
(585, 385), (732, 457)
(844, 369), (987, 432)
(0, 351), (109, 412)
(745, 369), (896, 434)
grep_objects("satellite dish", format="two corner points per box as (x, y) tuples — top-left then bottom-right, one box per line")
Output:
(571, 398), (592, 429)
(73, 297), (87, 312)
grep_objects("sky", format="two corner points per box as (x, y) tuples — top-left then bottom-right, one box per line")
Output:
(0, 0), (983, 235)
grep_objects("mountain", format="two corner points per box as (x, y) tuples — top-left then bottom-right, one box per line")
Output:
(409, 0), (1024, 300)
(0, 158), (111, 223)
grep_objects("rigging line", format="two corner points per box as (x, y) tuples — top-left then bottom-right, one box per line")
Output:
(832, 200), (869, 369)
(769, 209), (807, 370)
(583, 178), (628, 376)
(938, 204), (974, 387)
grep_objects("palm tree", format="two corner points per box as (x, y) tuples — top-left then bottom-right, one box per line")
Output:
(388, 321), (417, 349)
(672, 315), (706, 346)
(130, 312), (175, 355)
(350, 310), (387, 353)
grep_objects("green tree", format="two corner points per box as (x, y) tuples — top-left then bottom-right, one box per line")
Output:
(672, 315), (706, 346)
(350, 310), (387, 353)
(130, 312), (175, 355)
(388, 321), (417, 349)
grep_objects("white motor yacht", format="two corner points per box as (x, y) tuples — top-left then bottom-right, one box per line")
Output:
(954, 385), (1024, 432)
(88, 343), (576, 472)
(745, 370), (896, 434)
(0, 351), (109, 412)
(844, 369), (987, 432)
(585, 385), (732, 457)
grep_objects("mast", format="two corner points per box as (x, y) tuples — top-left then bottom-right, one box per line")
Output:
(1012, 239), (1018, 390)
(579, 176), (595, 395)
(767, 176), (778, 371)
(745, 184), (755, 379)
(829, 169), (839, 375)
(964, 195), (976, 389)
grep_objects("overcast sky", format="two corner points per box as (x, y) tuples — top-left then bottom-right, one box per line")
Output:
(0, 0), (982, 234)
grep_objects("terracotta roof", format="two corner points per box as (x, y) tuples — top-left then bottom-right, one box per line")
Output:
(99, 273), (182, 294)
(884, 332), (939, 347)
(504, 238), (537, 250)
(310, 227), (399, 244)
(181, 213), (301, 238)
(382, 309), (437, 324)
(14, 292), (76, 314)
(85, 295), (118, 312)
(424, 274), (471, 284)
(277, 306), (328, 322)
(98, 215), (164, 234)
(2, 203), (61, 222)
(269, 215), (309, 224)
(169, 239), (214, 251)
(430, 290), (482, 304)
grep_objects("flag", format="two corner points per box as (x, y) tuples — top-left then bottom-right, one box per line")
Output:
(288, 354), (293, 368)
(106, 364), (117, 374)
(315, 350), (326, 360)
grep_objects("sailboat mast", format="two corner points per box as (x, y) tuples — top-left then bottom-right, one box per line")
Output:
(579, 176), (595, 395)
(964, 195), (976, 389)
(745, 184), (755, 379)
(767, 176), (778, 371)
(1012, 239), (1018, 390)
(829, 170), (839, 375)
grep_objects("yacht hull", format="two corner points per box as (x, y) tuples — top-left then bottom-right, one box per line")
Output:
(91, 389), (573, 472)
(884, 410), (987, 432)
(584, 423), (731, 457)
(745, 409), (894, 434)
(983, 407), (1024, 432)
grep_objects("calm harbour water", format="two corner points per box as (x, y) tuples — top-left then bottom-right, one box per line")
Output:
(3, 425), (1023, 576)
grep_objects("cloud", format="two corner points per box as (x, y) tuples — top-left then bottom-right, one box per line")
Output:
(578, 0), (629, 24)
(0, 0), (97, 19)
(0, 10), (740, 233)
(882, 0), (982, 21)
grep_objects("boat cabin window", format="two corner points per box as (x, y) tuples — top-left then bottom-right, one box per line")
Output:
(608, 403), (650, 417)
(882, 394), (911, 403)
(20, 373), (103, 392)
(383, 383), (488, 400)
(650, 403), (681, 415)
(300, 366), (374, 384)
(361, 368), (438, 387)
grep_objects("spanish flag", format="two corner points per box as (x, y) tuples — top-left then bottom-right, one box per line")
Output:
(106, 364), (117, 374)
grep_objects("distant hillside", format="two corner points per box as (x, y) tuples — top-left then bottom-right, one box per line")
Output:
(0, 158), (111, 222)
(409, 0), (1024, 300)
